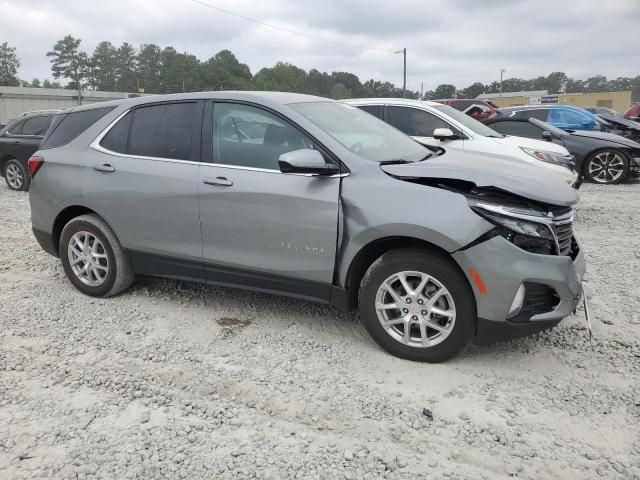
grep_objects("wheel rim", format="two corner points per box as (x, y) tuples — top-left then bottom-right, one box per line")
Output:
(589, 151), (625, 183)
(375, 271), (456, 348)
(67, 231), (109, 287)
(5, 163), (23, 189)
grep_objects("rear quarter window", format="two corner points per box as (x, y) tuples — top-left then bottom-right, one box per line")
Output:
(40, 106), (115, 149)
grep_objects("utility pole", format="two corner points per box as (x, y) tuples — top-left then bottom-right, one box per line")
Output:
(420, 82), (424, 99)
(182, 79), (185, 93)
(395, 48), (407, 97)
(499, 68), (507, 98)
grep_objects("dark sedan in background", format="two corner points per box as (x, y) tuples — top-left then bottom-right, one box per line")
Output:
(0, 112), (56, 191)
(484, 116), (640, 185)
(584, 106), (640, 143)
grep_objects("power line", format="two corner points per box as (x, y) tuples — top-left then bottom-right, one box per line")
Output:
(187, 0), (396, 53)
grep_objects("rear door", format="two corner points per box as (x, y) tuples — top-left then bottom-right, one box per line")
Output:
(197, 101), (340, 298)
(84, 101), (204, 274)
(386, 105), (465, 151)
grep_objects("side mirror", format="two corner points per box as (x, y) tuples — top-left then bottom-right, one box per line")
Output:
(278, 149), (339, 176)
(433, 128), (457, 141)
(541, 131), (553, 141)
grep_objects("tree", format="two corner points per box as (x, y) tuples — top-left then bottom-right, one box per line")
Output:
(200, 49), (252, 91)
(305, 69), (333, 97)
(0, 42), (21, 86)
(331, 72), (364, 97)
(47, 35), (87, 90)
(330, 82), (351, 99)
(583, 75), (608, 93)
(458, 82), (485, 99)
(91, 41), (118, 91)
(116, 42), (138, 92)
(252, 62), (307, 92)
(30, 78), (41, 88)
(159, 47), (201, 93)
(433, 84), (456, 99)
(545, 71), (568, 94)
(136, 44), (162, 93)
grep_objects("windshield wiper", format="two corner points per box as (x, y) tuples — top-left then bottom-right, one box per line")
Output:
(379, 159), (414, 165)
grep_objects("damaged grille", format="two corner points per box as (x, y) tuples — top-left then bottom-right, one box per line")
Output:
(549, 208), (574, 256)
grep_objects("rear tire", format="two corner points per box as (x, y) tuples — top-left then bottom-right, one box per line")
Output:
(358, 249), (475, 362)
(3, 159), (30, 191)
(59, 214), (134, 297)
(584, 149), (629, 184)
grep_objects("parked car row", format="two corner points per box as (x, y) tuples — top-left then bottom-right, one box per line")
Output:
(346, 98), (578, 186)
(484, 116), (640, 184)
(21, 92), (587, 363)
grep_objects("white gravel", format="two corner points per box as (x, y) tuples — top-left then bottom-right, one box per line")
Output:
(1, 182), (639, 479)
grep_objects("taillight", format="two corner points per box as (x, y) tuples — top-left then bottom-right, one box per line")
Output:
(27, 155), (44, 177)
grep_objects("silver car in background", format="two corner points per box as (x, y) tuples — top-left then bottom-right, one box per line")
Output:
(28, 92), (585, 362)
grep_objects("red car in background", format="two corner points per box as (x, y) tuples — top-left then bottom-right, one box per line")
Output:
(625, 102), (640, 122)
(432, 98), (498, 120)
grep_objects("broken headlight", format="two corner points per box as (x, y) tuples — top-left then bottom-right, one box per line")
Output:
(468, 197), (555, 255)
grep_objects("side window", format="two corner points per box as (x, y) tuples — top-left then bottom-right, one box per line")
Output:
(512, 109), (549, 121)
(549, 109), (584, 125)
(357, 105), (383, 119)
(100, 112), (132, 154)
(7, 119), (25, 135)
(129, 103), (196, 160)
(387, 106), (450, 137)
(40, 107), (115, 150)
(20, 116), (52, 136)
(212, 103), (314, 170)
(490, 121), (541, 139)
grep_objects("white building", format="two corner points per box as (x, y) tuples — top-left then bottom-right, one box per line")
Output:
(0, 86), (134, 124)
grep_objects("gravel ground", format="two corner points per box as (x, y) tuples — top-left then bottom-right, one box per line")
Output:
(0, 182), (639, 480)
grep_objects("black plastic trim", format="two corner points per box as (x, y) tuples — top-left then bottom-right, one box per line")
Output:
(33, 228), (58, 257)
(474, 317), (561, 345)
(127, 250), (346, 309)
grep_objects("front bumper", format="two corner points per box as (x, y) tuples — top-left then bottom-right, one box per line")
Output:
(453, 235), (586, 344)
(630, 155), (640, 177)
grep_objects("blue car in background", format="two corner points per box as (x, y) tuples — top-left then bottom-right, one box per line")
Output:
(496, 105), (603, 132)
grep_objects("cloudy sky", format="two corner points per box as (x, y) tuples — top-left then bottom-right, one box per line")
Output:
(2, 0), (639, 91)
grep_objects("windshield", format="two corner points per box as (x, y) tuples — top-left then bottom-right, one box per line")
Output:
(431, 104), (503, 138)
(291, 101), (429, 163)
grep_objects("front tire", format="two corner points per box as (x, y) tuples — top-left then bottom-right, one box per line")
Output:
(358, 249), (475, 362)
(3, 159), (30, 191)
(59, 214), (134, 297)
(584, 150), (629, 184)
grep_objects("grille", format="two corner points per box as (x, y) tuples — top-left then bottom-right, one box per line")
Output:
(509, 282), (560, 323)
(553, 221), (573, 256)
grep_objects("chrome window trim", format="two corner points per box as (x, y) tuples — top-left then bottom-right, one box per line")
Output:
(90, 108), (349, 178)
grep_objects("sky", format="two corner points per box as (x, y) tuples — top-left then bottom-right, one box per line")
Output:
(2, 0), (639, 92)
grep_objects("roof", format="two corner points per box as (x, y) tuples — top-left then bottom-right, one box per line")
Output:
(344, 98), (440, 107)
(66, 91), (332, 114)
(477, 90), (548, 99)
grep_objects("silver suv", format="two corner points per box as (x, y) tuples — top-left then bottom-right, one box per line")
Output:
(29, 92), (586, 362)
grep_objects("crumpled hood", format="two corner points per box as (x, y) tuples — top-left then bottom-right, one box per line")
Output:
(569, 130), (640, 148)
(380, 150), (579, 207)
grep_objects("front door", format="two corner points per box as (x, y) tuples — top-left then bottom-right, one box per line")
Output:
(197, 101), (340, 298)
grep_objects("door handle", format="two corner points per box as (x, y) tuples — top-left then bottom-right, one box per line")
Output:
(203, 176), (233, 187)
(93, 163), (116, 173)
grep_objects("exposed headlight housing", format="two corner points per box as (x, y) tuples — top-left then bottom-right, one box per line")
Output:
(467, 197), (572, 256)
(520, 147), (576, 171)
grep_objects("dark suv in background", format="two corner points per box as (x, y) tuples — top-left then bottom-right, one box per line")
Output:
(0, 112), (57, 191)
